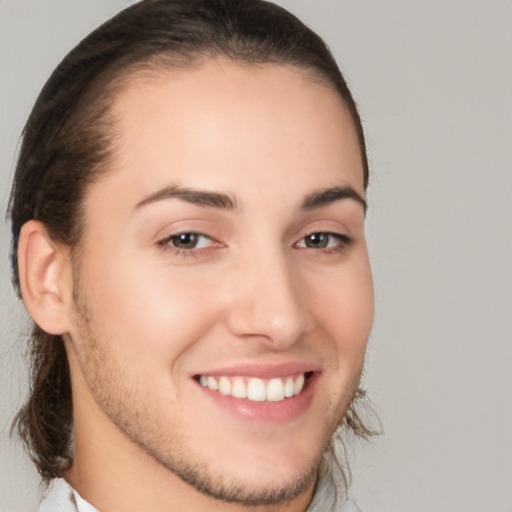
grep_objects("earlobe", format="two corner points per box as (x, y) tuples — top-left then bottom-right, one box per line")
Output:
(17, 220), (73, 335)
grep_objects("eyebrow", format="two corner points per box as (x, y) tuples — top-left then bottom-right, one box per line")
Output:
(300, 186), (367, 213)
(134, 186), (238, 211)
(133, 184), (366, 213)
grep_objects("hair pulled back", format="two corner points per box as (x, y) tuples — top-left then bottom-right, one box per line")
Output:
(8, 0), (371, 480)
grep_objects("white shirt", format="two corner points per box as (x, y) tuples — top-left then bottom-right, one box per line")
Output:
(38, 473), (362, 512)
(38, 478), (97, 512)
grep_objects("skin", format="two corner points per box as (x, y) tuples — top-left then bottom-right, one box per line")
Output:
(22, 60), (373, 511)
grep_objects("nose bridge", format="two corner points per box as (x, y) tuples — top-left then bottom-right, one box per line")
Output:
(226, 243), (309, 348)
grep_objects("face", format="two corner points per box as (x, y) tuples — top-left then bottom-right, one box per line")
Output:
(64, 60), (373, 507)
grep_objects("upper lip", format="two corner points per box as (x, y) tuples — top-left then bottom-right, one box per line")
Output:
(192, 361), (322, 379)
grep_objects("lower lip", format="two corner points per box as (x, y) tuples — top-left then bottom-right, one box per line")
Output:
(195, 373), (319, 424)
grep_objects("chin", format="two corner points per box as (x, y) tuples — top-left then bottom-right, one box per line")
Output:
(139, 425), (324, 506)
(170, 454), (319, 506)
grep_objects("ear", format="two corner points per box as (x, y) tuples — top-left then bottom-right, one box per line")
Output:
(17, 220), (74, 335)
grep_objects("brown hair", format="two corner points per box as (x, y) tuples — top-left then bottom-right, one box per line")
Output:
(8, 0), (373, 481)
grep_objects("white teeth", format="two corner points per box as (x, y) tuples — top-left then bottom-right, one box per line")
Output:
(294, 373), (305, 395)
(267, 378), (285, 401)
(231, 378), (247, 398)
(284, 377), (294, 398)
(207, 376), (219, 391)
(199, 373), (308, 402)
(218, 376), (231, 395)
(247, 378), (267, 401)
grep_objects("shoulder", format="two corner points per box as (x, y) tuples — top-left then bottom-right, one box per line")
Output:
(38, 479), (98, 512)
(306, 471), (364, 511)
(306, 456), (364, 512)
(341, 499), (364, 512)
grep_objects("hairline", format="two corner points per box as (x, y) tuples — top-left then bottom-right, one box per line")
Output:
(69, 52), (364, 255)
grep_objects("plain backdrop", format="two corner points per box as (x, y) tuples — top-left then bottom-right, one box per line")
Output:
(1, 1), (511, 511)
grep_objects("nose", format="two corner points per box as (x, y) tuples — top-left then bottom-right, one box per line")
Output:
(224, 250), (311, 350)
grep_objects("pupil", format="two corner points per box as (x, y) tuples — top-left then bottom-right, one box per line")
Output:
(173, 233), (198, 249)
(306, 233), (328, 248)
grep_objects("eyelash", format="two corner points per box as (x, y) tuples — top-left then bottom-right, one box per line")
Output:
(294, 232), (354, 255)
(157, 231), (353, 257)
(158, 232), (219, 257)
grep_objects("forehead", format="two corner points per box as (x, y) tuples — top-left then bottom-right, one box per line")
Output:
(90, 59), (364, 210)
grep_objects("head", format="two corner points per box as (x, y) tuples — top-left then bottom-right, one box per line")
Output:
(9, 0), (374, 506)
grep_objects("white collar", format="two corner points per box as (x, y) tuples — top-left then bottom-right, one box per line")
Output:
(39, 468), (362, 512)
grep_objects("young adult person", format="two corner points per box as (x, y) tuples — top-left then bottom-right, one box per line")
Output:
(8, 1), (375, 510)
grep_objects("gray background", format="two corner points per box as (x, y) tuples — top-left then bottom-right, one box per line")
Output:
(1, 1), (511, 511)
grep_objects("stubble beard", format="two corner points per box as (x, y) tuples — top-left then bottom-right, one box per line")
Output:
(71, 279), (359, 507)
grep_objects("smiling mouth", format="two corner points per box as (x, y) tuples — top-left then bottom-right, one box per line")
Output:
(194, 372), (313, 402)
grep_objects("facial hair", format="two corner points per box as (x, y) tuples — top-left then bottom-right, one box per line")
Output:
(70, 275), (359, 507)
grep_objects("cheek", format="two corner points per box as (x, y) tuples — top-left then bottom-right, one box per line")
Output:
(306, 259), (374, 358)
(77, 251), (222, 366)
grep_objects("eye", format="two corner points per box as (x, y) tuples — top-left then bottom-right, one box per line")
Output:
(295, 232), (353, 251)
(160, 232), (214, 251)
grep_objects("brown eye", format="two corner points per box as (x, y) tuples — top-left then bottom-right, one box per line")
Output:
(304, 233), (329, 248)
(171, 233), (199, 249)
(167, 233), (211, 250)
(296, 232), (353, 252)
